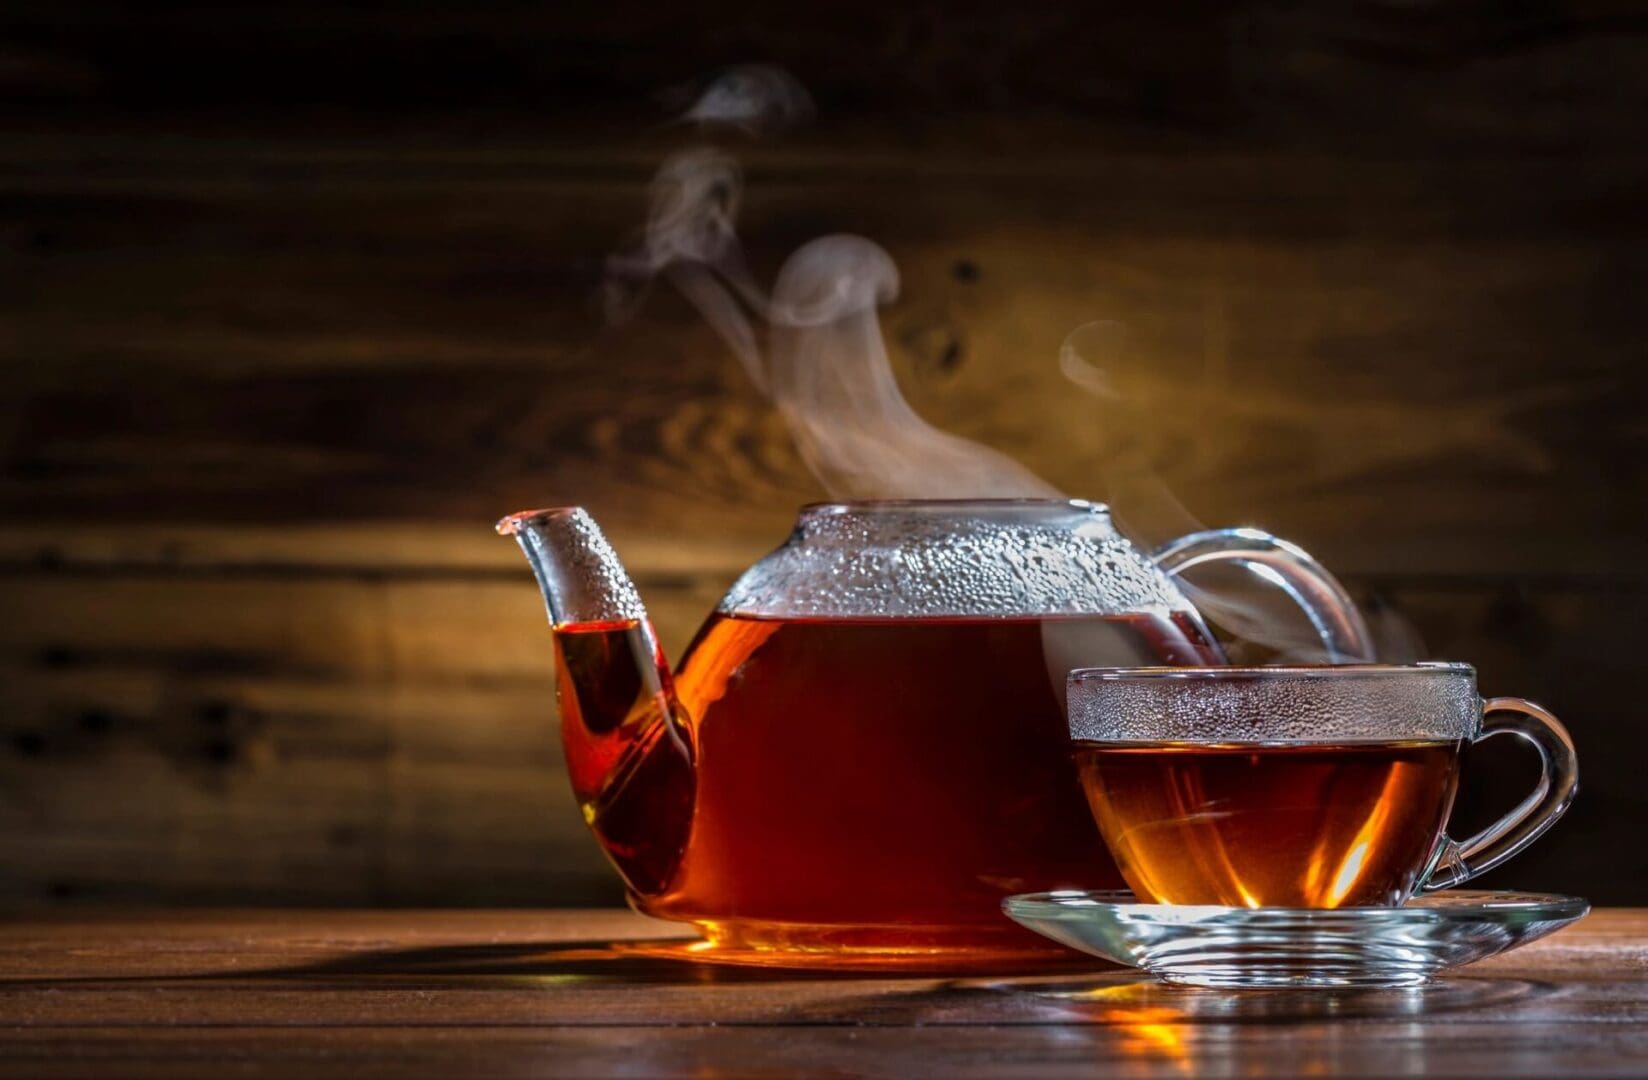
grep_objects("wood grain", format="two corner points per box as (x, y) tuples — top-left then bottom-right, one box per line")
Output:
(2, 1), (1646, 908)
(4, 142), (1644, 569)
(0, 909), (1644, 1077)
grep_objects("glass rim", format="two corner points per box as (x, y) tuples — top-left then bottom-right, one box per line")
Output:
(799, 497), (1108, 517)
(1069, 662), (1474, 685)
(1066, 661), (1481, 744)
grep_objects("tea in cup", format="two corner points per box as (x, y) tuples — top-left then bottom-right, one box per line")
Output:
(1066, 664), (1576, 908)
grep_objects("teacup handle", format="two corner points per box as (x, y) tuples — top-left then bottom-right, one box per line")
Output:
(1422, 697), (1579, 891)
(1153, 527), (1375, 662)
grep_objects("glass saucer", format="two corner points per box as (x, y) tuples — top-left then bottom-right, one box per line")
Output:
(1002, 889), (1588, 989)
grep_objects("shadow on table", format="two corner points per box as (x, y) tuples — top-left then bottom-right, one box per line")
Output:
(2, 938), (1079, 987)
(170, 931), (1107, 986)
(257, 939), (889, 984)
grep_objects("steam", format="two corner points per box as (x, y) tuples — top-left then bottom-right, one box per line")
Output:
(607, 66), (1058, 499)
(1059, 322), (1414, 664)
(609, 65), (1404, 662)
(605, 148), (768, 388)
(674, 64), (815, 134)
(765, 236), (1060, 498)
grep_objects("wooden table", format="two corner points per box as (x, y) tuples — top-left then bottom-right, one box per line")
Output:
(1, 909), (1645, 1077)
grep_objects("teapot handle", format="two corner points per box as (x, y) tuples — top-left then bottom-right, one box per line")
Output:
(1152, 528), (1375, 663)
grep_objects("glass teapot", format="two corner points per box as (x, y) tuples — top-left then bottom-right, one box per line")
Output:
(499, 499), (1370, 964)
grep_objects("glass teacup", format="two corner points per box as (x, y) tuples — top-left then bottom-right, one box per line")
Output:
(1067, 663), (1577, 908)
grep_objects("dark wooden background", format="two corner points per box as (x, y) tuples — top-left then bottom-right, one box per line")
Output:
(1, 2), (1645, 908)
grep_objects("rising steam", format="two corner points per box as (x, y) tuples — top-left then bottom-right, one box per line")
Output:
(608, 65), (1393, 661)
(1059, 322), (1407, 664)
(607, 65), (1059, 499)
(674, 63), (815, 134)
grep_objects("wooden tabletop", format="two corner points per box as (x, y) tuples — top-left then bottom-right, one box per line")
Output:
(2, 909), (1646, 1078)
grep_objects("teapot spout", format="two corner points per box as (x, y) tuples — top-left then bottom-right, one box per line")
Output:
(496, 508), (695, 898)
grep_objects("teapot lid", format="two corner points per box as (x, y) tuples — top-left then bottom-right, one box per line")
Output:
(719, 498), (1194, 620)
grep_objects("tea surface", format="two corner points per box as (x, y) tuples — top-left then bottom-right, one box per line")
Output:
(1075, 740), (1463, 908)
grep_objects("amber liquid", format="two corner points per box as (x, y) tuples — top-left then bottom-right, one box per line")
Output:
(553, 612), (1220, 949)
(1075, 741), (1463, 908)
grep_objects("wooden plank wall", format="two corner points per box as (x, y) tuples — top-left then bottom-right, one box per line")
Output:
(1, 3), (1645, 906)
